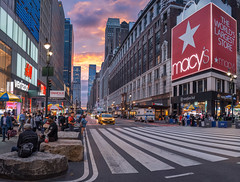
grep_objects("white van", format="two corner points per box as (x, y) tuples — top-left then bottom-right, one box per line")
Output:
(135, 108), (155, 122)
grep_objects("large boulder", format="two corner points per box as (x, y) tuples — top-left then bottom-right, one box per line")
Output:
(58, 131), (80, 140)
(40, 139), (84, 162)
(0, 152), (68, 180)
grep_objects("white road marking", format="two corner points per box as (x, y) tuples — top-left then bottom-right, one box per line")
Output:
(90, 129), (138, 174)
(99, 128), (174, 171)
(236, 162), (240, 165)
(120, 128), (227, 162)
(131, 127), (240, 157)
(165, 172), (194, 179)
(150, 127), (240, 140)
(108, 128), (201, 167)
(84, 130), (99, 182)
(143, 127), (240, 146)
(140, 127), (240, 151)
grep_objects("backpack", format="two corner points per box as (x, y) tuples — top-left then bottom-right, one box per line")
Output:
(18, 143), (34, 158)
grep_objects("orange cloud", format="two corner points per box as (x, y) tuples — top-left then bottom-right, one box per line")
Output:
(74, 52), (104, 80)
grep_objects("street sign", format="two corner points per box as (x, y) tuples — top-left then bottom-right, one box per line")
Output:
(50, 91), (65, 98)
(42, 67), (54, 77)
(172, 3), (237, 81)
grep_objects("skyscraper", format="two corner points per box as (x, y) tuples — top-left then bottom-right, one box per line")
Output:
(105, 18), (120, 58)
(73, 66), (81, 107)
(64, 18), (74, 89)
(88, 65), (96, 98)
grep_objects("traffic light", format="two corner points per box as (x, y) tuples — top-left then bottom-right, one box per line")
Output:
(48, 79), (52, 90)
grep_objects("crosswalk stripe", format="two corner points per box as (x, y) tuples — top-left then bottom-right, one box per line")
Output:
(147, 127), (240, 142)
(99, 128), (174, 171)
(128, 128), (240, 157)
(118, 128), (227, 162)
(150, 127), (240, 139)
(108, 128), (201, 167)
(90, 129), (138, 174)
(141, 127), (240, 146)
(139, 127), (240, 151)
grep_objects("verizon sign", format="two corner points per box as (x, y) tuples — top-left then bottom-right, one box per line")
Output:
(50, 91), (65, 98)
(172, 3), (237, 81)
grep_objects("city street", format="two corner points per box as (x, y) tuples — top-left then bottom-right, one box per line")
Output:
(78, 116), (240, 182)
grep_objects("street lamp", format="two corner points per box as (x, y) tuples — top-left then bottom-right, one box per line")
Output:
(227, 71), (237, 123)
(44, 39), (53, 117)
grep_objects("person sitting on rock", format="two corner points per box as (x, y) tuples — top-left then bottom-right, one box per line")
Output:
(11, 124), (38, 152)
(45, 118), (58, 142)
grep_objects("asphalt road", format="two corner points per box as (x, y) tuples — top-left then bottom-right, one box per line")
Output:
(81, 116), (240, 182)
(1, 117), (240, 182)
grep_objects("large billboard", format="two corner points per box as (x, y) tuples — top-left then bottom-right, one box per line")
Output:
(172, 3), (237, 81)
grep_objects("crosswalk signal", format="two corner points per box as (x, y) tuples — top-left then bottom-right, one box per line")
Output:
(48, 79), (52, 90)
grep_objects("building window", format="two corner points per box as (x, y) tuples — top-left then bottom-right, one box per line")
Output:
(204, 79), (207, 92)
(156, 83), (159, 95)
(179, 85), (182, 96)
(161, 41), (168, 62)
(198, 80), (203, 93)
(148, 73), (152, 83)
(216, 79), (221, 92)
(154, 69), (159, 80)
(163, 80), (166, 94)
(174, 86), (177, 97)
(222, 80), (225, 93)
(193, 81), (197, 93)
(156, 55), (161, 65)
(183, 83), (187, 95)
(148, 86), (152, 96)
(163, 64), (167, 76)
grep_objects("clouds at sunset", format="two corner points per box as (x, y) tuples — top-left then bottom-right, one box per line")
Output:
(63, 0), (149, 78)
(61, 0), (149, 107)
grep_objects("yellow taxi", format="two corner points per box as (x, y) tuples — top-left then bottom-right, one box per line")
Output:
(98, 113), (115, 125)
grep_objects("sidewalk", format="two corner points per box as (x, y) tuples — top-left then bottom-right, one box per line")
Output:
(0, 137), (17, 154)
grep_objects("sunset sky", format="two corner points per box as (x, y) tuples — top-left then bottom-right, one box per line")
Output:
(61, 0), (149, 107)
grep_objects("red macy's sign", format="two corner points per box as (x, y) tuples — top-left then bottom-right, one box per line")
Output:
(171, 3), (237, 81)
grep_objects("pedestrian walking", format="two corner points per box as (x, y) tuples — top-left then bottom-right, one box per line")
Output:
(30, 114), (37, 132)
(1, 112), (12, 142)
(18, 111), (26, 132)
(80, 115), (88, 136)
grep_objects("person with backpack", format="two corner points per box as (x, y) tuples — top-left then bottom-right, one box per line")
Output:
(80, 115), (88, 136)
(11, 124), (38, 158)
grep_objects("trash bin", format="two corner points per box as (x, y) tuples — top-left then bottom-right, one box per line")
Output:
(235, 121), (240, 129)
(218, 121), (227, 128)
(202, 121), (211, 128)
(212, 121), (216, 127)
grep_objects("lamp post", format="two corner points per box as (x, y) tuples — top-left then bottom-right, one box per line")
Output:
(227, 71), (237, 123)
(44, 40), (53, 117)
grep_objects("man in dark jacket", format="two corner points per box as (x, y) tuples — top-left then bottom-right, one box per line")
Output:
(46, 118), (58, 142)
(11, 124), (38, 152)
(1, 112), (12, 142)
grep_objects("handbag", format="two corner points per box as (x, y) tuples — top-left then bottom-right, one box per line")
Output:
(18, 143), (34, 158)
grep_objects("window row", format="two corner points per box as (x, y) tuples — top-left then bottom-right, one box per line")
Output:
(0, 7), (38, 63)
(16, 53), (37, 86)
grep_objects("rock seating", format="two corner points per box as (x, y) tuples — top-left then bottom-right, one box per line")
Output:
(0, 152), (68, 180)
(40, 139), (84, 162)
(58, 131), (80, 140)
